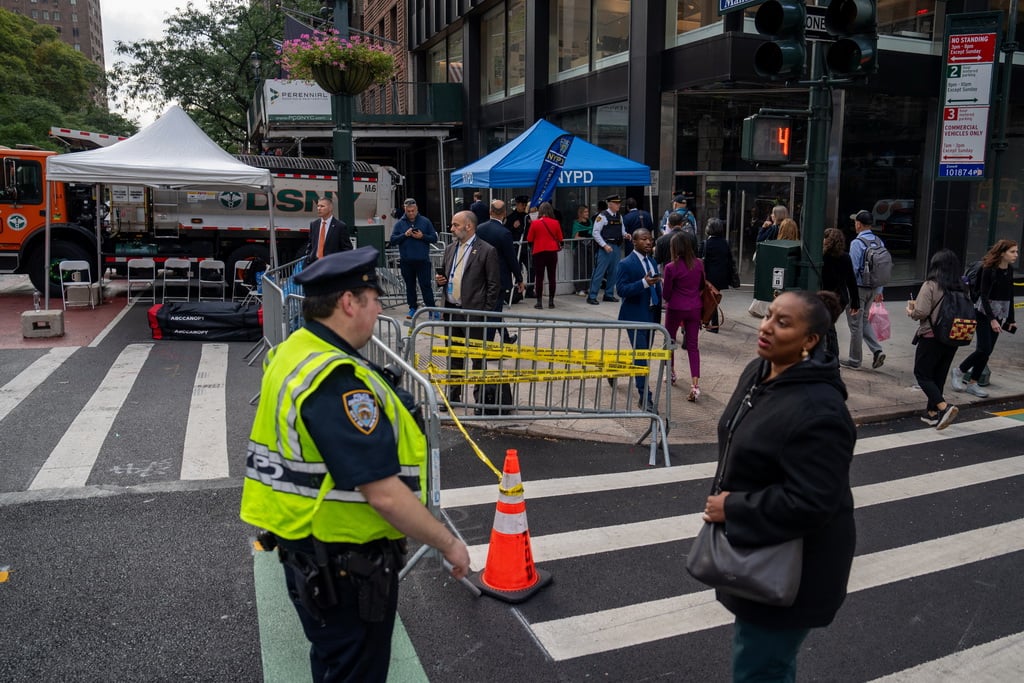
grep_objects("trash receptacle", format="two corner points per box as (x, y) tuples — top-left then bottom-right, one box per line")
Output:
(753, 240), (803, 301)
(356, 224), (386, 266)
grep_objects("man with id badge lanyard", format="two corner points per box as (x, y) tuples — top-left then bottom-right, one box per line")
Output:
(434, 211), (501, 405)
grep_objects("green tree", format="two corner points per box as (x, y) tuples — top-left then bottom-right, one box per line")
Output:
(0, 9), (127, 148)
(109, 0), (322, 152)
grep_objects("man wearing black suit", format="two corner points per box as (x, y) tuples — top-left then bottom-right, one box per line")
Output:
(305, 197), (352, 266)
(475, 199), (524, 344)
(434, 211), (501, 404)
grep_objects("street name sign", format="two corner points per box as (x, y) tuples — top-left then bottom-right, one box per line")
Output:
(937, 13), (1002, 179)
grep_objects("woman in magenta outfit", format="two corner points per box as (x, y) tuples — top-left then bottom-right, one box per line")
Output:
(663, 232), (704, 401)
(527, 202), (563, 309)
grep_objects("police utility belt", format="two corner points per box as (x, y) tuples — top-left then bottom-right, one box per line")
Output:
(271, 534), (407, 624)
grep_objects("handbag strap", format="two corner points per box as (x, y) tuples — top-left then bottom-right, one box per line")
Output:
(711, 373), (762, 494)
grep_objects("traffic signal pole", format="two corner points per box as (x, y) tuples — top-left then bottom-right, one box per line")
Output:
(802, 44), (832, 292)
(331, 0), (356, 236)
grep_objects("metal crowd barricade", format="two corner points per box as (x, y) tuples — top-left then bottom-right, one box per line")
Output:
(381, 243), (448, 310)
(512, 236), (596, 296)
(405, 308), (673, 466)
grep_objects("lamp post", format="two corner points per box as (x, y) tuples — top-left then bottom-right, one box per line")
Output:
(249, 51), (263, 155)
(328, 0), (357, 242)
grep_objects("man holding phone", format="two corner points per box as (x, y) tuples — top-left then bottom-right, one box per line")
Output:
(616, 228), (663, 410)
(390, 198), (439, 319)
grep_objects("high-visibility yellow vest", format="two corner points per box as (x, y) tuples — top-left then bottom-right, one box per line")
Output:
(240, 327), (426, 543)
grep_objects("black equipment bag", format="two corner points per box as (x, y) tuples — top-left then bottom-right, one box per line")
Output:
(473, 383), (514, 415)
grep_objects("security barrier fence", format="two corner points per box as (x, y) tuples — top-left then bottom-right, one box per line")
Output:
(405, 307), (672, 466)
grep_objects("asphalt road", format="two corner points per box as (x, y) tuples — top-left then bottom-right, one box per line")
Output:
(1, 302), (1023, 682)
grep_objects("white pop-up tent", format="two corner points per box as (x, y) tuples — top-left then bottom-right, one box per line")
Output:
(43, 105), (276, 304)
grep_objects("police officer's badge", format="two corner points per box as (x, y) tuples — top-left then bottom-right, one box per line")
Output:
(343, 390), (379, 435)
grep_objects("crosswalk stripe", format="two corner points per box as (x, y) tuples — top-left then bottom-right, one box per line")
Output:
(180, 344), (230, 480)
(445, 416), (1024, 510)
(854, 414), (1023, 453)
(0, 347), (78, 423)
(868, 631), (1024, 682)
(530, 518), (1024, 661)
(466, 454), (1024, 567)
(28, 344), (153, 490)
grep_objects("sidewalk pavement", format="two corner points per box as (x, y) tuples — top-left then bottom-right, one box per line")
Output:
(382, 285), (1024, 447)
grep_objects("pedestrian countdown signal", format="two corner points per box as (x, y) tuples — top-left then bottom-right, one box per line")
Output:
(741, 115), (793, 164)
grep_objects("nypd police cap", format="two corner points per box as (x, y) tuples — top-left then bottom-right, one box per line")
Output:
(605, 194), (622, 203)
(294, 246), (382, 296)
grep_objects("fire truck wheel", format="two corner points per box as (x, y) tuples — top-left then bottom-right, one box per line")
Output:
(26, 240), (95, 292)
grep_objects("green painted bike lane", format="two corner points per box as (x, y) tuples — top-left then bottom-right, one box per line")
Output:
(253, 550), (429, 683)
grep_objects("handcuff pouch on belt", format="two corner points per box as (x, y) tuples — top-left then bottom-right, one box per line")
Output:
(277, 536), (407, 624)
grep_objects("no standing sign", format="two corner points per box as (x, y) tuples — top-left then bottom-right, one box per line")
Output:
(937, 13), (1003, 179)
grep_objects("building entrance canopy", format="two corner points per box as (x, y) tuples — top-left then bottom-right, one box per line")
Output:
(451, 119), (651, 188)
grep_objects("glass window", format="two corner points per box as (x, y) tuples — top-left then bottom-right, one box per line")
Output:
(551, 0), (590, 77)
(2, 161), (44, 205)
(482, 7), (506, 100)
(507, 0), (526, 94)
(428, 41), (446, 83)
(876, 0), (938, 40)
(674, 0), (712, 38)
(592, 0), (629, 66)
(53, 10), (60, 20)
(448, 31), (463, 83)
(593, 102), (628, 158)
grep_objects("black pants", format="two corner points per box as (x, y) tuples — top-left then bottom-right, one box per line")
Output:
(914, 335), (958, 412)
(958, 311), (999, 378)
(444, 306), (485, 398)
(283, 555), (399, 682)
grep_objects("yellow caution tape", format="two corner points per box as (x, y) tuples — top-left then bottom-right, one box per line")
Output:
(435, 386), (523, 497)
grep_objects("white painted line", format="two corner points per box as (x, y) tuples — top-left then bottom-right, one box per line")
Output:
(180, 344), (230, 480)
(444, 461), (718, 508)
(530, 518), (1024, 661)
(29, 344), (153, 490)
(854, 415), (1023, 454)
(0, 347), (78, 422)
(467, 454), (1024, 567)
(445, 416), (1024, 510)
(89, 298), (139, 347)
(868, 631), (1024, 682)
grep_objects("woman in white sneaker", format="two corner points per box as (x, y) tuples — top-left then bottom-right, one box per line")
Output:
(907, 250), (963, 430)
(952, 239), (1018, 397)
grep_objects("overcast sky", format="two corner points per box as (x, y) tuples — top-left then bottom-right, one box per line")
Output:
(102, 0), (212, 125)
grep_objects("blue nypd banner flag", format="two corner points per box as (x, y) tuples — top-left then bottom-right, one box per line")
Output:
(528, 133), (575, 209)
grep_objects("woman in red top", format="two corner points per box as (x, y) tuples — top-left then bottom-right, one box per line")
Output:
(527, 202), (564, 309)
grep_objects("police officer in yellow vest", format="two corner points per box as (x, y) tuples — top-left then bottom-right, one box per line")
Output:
(240, 246), (470, 682)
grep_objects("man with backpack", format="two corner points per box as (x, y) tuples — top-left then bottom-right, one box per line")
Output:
(841, 210), (892, 370)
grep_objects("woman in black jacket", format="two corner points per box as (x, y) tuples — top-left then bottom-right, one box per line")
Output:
(820, 228), (860, 359)
(952, 239), (1018, 396)
(700, 290), (856, 682)
(700, 218), (738, 332)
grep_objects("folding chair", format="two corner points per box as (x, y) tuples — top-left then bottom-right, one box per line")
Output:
(198, 259), (226, 301)
(162, 258), (192, 302)
(126, 258), (156, 304)
(59, 260), (93, 310)
(232, 260), (252, 302)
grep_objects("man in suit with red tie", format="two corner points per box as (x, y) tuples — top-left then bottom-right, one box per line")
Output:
(617, 228), (662, 411)
(305, 197), (352, 266)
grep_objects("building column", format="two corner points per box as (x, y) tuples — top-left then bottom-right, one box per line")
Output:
(628, 0), (667, 207)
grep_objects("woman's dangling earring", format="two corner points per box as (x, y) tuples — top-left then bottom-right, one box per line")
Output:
(801, 348), (810, 360)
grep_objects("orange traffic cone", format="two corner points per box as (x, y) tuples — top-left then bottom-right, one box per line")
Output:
(469, 449), (552, 603)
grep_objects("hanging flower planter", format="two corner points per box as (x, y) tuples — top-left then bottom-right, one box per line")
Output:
(310, 62), (376, 97)
(278, 29), (396, 96)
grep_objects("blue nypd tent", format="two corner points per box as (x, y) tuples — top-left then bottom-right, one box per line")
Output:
(450, 119), (651, 188)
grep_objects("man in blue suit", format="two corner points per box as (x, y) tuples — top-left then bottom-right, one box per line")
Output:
(616, 228), (662, 410)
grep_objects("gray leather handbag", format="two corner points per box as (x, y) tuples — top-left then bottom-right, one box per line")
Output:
(685, 380), (803, 607)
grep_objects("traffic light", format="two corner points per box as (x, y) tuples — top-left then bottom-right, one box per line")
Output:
(824, 0), (878, 77)
(753, 0), (807, 80)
